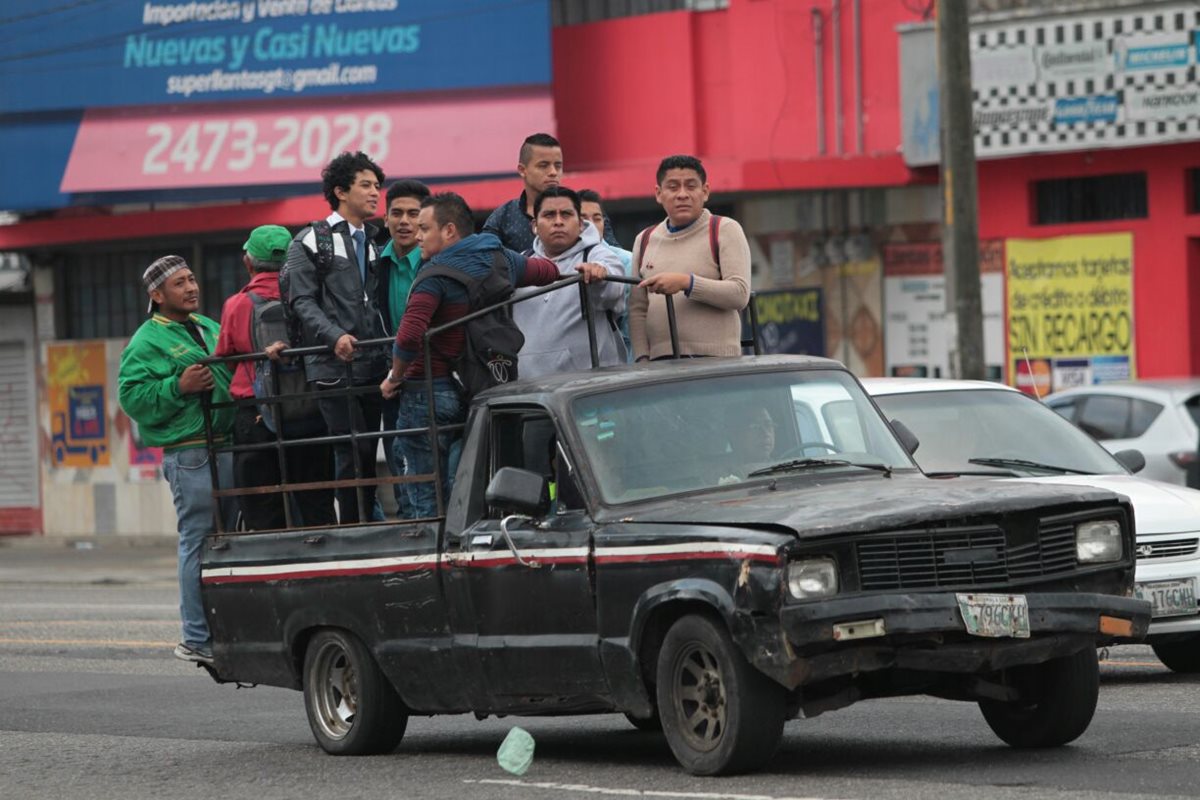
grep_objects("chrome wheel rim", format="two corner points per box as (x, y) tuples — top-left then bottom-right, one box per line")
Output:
(670, 642), (726, 752)
(310, 640), (359, 741)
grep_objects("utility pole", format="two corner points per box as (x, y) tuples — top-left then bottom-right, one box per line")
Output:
(937, 0), (986, 379)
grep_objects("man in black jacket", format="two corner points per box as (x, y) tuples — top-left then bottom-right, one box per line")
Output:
(283, 150), (387, 524)
(483, 132), (621, 253)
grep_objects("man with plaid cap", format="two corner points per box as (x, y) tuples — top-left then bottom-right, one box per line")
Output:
(216, 225), (335, 531)
(118, 255), (235, 665)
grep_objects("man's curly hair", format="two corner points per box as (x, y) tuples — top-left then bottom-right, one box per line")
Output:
(322, 151), (385, 211)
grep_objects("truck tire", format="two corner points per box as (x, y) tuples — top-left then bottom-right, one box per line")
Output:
(302, 629), (407, 755)
(979, 647), (1098, 748)
(655, 614), (785, 775)
(1151, 635), (1200, 673)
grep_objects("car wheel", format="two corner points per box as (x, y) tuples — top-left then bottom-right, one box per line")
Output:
(302, 629), (407, 755)
(1151, 635), (1200, 673)
(979, 647), (1098, 748)
(655, 614), (785, 775)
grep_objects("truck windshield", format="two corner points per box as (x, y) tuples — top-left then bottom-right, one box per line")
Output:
(571, 369), (914, 504)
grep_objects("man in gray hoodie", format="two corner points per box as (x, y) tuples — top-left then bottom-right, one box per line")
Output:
(514, 186), (627, 380)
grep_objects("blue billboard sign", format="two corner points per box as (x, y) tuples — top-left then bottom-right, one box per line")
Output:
(1053, 95), (1119, 125)
(744, 289), (826, 357)
(0, 0), (550, 113)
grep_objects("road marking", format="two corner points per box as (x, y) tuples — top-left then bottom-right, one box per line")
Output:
(1101, 660), (1164, 668)
(3, 619), (175, 626)
(463, 779), (842, 800)
(0, 637), (173, 648)
(0, 603), (175, 611)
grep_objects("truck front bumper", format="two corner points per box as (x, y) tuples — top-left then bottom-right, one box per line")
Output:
(744, 591), (1151, 689)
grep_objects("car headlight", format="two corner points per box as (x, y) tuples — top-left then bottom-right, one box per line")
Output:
(1076, 519), (1123, 563)
(787, 558), (839, 599)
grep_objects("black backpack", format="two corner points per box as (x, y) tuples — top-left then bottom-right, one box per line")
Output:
(278, 220), (335, 347)
(410, 251), (523, 398)
(248, 290), (323, 436)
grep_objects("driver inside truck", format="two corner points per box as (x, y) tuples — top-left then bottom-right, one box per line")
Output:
(715, 403), (779, 482)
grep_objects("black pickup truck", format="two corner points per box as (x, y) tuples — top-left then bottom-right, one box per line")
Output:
(201, 355), (1150, 775)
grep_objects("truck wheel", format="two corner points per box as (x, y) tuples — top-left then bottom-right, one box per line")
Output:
(979, 647), (1098, 748)
(302, 629), (407, 755)
(1151, 635), (1200, 673)
(655, 614), (785, 775)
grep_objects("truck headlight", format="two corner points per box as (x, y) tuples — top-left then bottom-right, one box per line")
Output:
(1076, 520), (1122, 563)
(787, 558), (838, 599)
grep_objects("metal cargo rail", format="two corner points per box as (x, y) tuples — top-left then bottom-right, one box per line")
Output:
(200, 274), (761, 532)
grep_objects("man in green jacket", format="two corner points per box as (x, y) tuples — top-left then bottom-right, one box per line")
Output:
(118, 255), (235, 665)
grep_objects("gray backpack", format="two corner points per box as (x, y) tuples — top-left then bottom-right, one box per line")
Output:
(248, 291), (323, 435)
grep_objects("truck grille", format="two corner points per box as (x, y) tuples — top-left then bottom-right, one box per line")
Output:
(1136, 537), (1199, 560)
(856, 521), (1079, 591)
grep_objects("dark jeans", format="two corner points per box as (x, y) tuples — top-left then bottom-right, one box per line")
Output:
(396, 380), (464, 519)
(316, 380), (383, 524)
(233, 406), (335, 530)
(380, 394), (412, 518)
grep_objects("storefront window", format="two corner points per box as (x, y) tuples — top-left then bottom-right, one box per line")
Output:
(1034, 172), (1147, 225)
(59, 243), (243, 340)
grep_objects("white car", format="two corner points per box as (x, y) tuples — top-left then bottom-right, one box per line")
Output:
(1043, 380), (1200, 488)
(862, 377), (1200, 672)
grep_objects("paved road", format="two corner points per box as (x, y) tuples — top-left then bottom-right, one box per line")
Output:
(2, 541), (1199, 800)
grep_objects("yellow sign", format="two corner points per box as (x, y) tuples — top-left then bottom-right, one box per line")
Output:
(1006, 233), (1135, 393)
(46, 342), (110, 468)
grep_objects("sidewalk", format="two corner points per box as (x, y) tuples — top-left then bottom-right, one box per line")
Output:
(0, 536), (177, 585)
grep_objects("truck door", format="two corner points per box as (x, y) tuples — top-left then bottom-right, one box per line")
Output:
(445, 406), (607, 708)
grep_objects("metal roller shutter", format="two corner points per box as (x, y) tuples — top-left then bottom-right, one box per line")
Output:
(0, 340), (39, 528)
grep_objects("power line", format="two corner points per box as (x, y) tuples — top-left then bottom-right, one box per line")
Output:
(0, 0), (107, 26)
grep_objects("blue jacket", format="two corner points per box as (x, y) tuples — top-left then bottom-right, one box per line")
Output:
(394, 233), (558, 373)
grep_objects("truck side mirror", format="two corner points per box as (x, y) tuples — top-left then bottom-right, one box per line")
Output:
(1113, 449), (1146, 474)
(485, 467), (550, 517)
(890, 419), (920, 456)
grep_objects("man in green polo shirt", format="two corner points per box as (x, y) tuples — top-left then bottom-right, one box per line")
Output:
(118, 255), (235, 665)
(377, 179), (429, 518)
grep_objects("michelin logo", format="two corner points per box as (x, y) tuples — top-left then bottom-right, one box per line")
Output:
(1116, 35), (1191, 71)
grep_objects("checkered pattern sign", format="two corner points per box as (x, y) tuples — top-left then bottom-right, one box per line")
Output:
(970, 3), (1200, 157)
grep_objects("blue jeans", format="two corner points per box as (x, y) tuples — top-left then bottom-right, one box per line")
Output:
(380, 394), (412, 519)
(162, 447), (234, 649)
(395, 381), (464, 519)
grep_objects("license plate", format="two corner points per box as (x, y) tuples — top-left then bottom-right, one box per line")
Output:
(1135, 579), (1199, 618)
(956, 593), (1031, 638)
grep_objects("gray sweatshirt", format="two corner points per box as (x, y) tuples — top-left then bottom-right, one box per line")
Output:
(513, 220), (627, 380)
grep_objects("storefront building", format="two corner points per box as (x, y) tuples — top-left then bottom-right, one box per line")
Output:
(899, 1), (1200, 391)
(2, 0), (1194, 535)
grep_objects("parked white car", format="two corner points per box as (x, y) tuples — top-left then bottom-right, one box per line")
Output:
(1043, 380), (1200, 488)
(862, 377), (1200, 672)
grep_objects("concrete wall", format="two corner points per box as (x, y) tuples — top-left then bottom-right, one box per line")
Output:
(40, 337), (176, 538)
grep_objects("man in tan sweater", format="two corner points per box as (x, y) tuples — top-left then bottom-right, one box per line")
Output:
(629, 155), (752, 360)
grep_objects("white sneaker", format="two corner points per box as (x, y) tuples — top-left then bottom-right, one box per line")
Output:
(173, 642), (213, 664)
